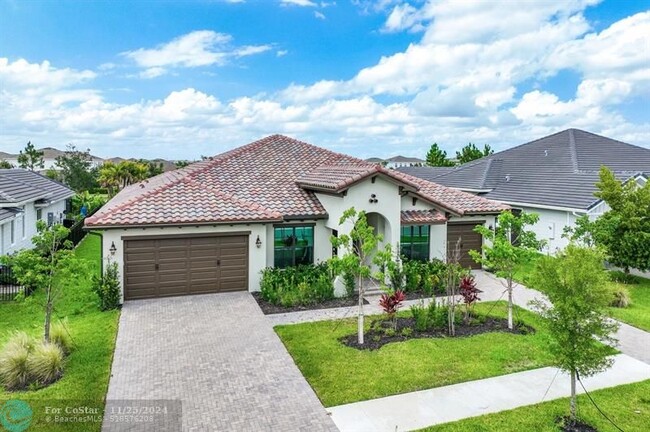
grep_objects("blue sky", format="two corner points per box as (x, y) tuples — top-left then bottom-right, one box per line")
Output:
(0, 0), (648, 160)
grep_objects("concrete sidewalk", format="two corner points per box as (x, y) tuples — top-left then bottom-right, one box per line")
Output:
(329, 354), (650, 432)
(473, 270), (650, 365)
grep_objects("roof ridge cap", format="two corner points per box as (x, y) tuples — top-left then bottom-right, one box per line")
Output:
(568, 129), (579, 173)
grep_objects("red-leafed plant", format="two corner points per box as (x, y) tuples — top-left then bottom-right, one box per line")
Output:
(379, 290), (406, 329)
(459, 276), (481, 323)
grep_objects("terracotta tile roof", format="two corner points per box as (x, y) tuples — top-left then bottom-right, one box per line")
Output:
(86, 134), (508, 228)
(401, 210), (447, 225)
(390, 169), (510, 215)
(296, 165), (420, 192)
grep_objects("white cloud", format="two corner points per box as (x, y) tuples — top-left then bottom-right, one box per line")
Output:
(281, 0), (317, 7)
(276, 50), (289, 57)
(383, 3), (423, 33)
(314, 11), (326, 19)
(2, 3), (649, 159)
(122, 31), (271, 77)
(0, 58), (96, 92)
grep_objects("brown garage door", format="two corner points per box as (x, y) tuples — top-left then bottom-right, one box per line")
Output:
(447, 223), (483, 269)
(123, 234), (248, 300)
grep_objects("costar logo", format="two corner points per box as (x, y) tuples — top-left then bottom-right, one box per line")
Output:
(0, 400), (33, 432)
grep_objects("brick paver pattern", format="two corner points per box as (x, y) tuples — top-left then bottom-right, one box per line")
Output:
(103, 292), (338, 432)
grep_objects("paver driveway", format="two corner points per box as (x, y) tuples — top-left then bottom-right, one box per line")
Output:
(103, 292), (338, 432)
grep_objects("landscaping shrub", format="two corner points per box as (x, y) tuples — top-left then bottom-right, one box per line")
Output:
(50, 319), (73, 354)
(609, 284), (631, 308)
(0, 332), (34, 391)
(459, 275), (481, 323)
(379, 290), (406, 329)
(402, 258), (447, 295)
(342, 271), (356, 298)
(92, 261), (121, 311)
(410, 300), (448, 331)
(609, 270), (639, 285)
(27, 342), (65, 386)
(410, 302), (429, 331)
(260, 263), (334, 306)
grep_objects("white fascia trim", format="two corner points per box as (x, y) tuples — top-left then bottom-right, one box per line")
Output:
(496, 200), (587, 214)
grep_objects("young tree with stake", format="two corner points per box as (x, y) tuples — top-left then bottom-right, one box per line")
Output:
(329, 208), (383, 345)
(1, 221), (87, 342)
(470, 211), (542, 329)
(531, 245), (618, 424)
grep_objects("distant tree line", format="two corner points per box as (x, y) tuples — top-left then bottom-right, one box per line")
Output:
(425, 142), (494, 167)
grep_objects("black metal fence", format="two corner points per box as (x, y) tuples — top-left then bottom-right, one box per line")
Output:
(64, 206), (101, 247)
(0, 264), (32, 302)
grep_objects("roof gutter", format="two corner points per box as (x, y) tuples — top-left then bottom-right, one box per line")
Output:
(84, 218), (285, 230)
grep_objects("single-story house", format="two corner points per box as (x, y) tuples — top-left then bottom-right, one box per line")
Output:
(85, 135), (508, 301)
(0, 147), (104, 171)
(0, 169), (74, 255)
(399, 129), (650, 253)
(366, 155), (426, 169)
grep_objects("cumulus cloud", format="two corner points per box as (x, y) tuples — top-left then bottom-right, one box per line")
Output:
(1, 2), (649, 159)
(122, 30), (271, 77)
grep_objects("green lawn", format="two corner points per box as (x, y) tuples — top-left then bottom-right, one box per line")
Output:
(421, 379), (650, 432)
(0, 234), (119, 432)
(607, 276), (650, 331)
(276, 303), (559, 407)
(512, 254), (650, 332)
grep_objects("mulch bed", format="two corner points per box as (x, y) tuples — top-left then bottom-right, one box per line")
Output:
(340, 316), (535, 350)
(557, 416), (598, 432)
(252, 292), (368, 315)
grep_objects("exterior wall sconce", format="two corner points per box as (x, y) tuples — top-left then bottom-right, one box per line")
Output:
(255, 235), (262, 248)
(369, 194), (378, 204)
(109, 241), (117, 256)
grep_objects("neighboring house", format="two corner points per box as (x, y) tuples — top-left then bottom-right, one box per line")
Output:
(0, 169), (74, 255)
(399, 129), (650, 253)
(2, 147), (104, 170)
(366, 156), (426, 169)
(86, 135), (508, 302)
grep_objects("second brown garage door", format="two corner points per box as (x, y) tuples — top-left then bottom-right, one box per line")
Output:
(447, 223), (483, 269)
(123, 234), (248, 300)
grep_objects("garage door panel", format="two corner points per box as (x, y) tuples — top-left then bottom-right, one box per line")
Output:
(189, 258), (217, 270)
(125, 251), (156, 262)
(447, 223), (483, 270)
(124, 234), (249, 300)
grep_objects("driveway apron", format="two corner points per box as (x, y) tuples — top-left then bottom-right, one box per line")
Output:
(103, 292), (337, 432)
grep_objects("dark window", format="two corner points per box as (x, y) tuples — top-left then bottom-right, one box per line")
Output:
(274, 225), (314, 268)
(400, 225), (430, 261)
(47, 212), (54, 226)
(36, 209), (42, 221)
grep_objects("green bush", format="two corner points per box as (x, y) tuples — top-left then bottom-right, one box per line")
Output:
(410, 302), (429, 331)
(402, 258), (447, 295)
(609, 270), (639, 285)
(92, 261), (121, 311)
(0, 332), (34, 391)
(27, 342), (64, 386)
(260, 263), (334, 306)
(342, 272), (356, 298)
(50, 319), (73, 354)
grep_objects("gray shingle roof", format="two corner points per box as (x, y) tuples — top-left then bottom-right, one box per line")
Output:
(0, 169), (74, 205)
(399, 129), (650, 210)
(0, 208), (20, 222)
